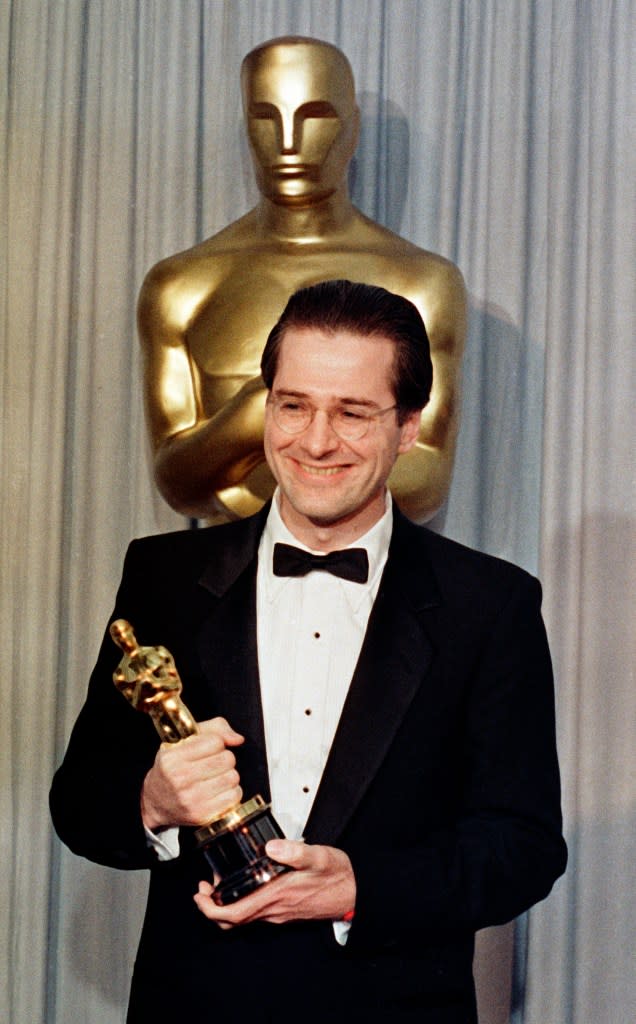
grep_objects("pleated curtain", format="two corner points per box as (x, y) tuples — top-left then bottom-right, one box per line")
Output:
(2, 3), (634, 1022)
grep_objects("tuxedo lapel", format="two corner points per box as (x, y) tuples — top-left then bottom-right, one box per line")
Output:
(303, 511), (441, 845)
(195, 509), (271, 801)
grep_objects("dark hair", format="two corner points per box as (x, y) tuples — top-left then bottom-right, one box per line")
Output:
(261, 280), (432, 419)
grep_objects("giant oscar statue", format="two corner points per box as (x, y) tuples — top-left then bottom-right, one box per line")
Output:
(137, 36), (467, 522)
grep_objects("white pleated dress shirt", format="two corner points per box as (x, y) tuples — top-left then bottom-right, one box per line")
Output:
(257, 490), (392, 841)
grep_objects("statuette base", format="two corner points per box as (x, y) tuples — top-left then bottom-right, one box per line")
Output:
(195, 795), (289, 905)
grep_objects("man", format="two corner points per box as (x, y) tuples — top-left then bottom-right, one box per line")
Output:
(51, 281), (566, 1023)
(138, 36), (467, 523)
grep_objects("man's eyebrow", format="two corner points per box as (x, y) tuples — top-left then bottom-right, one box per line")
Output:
(272, 389), (381, 409)
(338, 398), (380, 409)
(272, 388), (309, 399)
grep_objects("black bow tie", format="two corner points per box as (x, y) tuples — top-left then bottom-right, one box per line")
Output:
(273, 542), (369, 584)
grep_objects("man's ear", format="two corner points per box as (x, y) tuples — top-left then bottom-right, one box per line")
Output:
(397, 409), (423, 454)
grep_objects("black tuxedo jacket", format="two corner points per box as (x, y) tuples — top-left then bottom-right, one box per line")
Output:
(51, 507), (566, 1023)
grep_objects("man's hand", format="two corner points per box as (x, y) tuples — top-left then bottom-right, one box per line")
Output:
(141, 717), (244, 830)
(193, 839), (356, 928)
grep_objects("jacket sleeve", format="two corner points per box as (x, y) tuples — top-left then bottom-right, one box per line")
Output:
(346, 572), (567, 948)
(50, 540), (163, 870)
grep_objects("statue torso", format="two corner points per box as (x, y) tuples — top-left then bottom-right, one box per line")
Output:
(140, 207), (465, 521)
(155, 210), (455, 413)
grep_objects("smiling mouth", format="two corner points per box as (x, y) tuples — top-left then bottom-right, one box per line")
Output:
(296, 462), (348, 477)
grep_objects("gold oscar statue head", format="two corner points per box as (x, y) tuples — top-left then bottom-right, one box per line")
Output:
(241, 37), (359, 207)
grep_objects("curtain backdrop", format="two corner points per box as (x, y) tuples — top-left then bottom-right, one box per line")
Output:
(2, 3), (634, 1022)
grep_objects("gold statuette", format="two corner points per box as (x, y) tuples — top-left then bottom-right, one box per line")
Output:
(110, 619), (289, 904)
(110, 619), (198, 741)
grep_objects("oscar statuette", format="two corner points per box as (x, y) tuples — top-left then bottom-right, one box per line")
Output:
(110, 619), (289, 905)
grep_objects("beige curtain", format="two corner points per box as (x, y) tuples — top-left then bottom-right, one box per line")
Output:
(526, 5), (636, 1020)
(2, 3), (634, 1022)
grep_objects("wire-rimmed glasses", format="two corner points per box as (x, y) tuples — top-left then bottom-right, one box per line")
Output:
(267, 395), (398, 442)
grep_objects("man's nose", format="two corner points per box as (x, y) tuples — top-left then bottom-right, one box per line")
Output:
(300, 410), (340, 456)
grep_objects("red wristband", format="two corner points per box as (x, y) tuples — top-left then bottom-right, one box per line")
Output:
(342, 909), (355, 923)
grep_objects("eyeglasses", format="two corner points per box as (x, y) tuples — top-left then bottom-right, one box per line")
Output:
(267, 395), (398, 442)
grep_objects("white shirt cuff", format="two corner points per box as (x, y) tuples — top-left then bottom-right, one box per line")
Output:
(333, 919), (352, 946)
(144, 824), (180, 861)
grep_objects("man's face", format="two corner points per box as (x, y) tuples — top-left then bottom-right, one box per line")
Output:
(263, 327), (421, 547)
(241, 43), (359, 205)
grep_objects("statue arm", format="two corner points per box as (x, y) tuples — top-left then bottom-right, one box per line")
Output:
(138, 269), (267, 517)
(389, 263), (468, 522)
